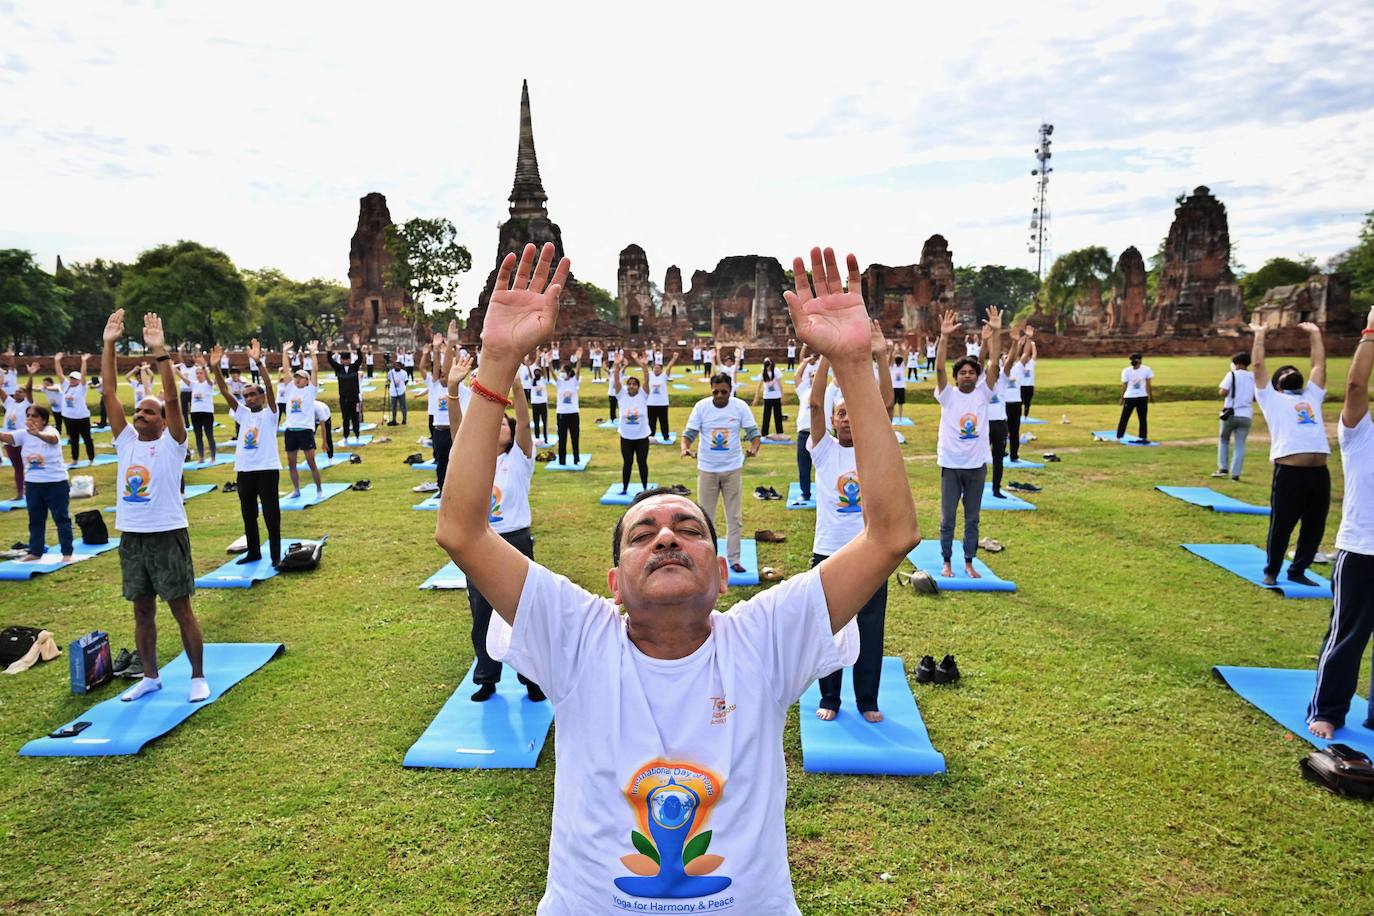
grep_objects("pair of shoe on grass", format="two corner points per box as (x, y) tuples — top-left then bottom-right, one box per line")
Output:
(915, 654), (960, 684)
(753, 485), (783, 501)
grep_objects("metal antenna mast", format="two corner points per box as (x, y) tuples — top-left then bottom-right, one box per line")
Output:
(1029, 122), (1054, 281)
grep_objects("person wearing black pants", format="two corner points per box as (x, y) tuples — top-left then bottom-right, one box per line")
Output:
(556, 412), (580, 466)
(988, 408), (1009, 499)
(328, 344), (363, 441)
(468, 527), (542, 696)
(553, 353), (583, 465)
(1017, 335), (1038, 417)
(813, 553), (887, 715)
(1252, 320), (1330, 588)
(1117, 352), (1153, 442)
(212, 341), (283, 566)
(612, 361), (651, 493)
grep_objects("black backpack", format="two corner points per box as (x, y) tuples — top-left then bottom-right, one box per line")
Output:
(277, 536), (328, 573)
(0, 626), (43, 666)
(74, 510), (108, 545)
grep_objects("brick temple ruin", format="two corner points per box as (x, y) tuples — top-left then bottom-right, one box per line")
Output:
(339, 192), (425, 352)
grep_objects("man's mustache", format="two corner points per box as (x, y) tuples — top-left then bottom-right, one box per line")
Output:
(645, 550), (693, 574)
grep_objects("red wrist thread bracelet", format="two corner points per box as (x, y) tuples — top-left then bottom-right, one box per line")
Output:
(470, 377), (512, 407)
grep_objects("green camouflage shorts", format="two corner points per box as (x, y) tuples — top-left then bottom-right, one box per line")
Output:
(119, 528), (196, 602)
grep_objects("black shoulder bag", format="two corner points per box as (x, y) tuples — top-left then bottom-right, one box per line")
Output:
(1219, 370), (1236, 421)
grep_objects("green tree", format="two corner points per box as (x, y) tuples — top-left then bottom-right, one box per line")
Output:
(1329, 210), (1374, 312)
(243, 268), (347, 347)
(582, 280), (619, 323)
(1238, 256), (1316, 304)
(55, 258), (125, 353)
(116, 241), (256, 346)
(0, 249), (70, 351)
(383, 217), (473, 323)
(954, 264), (1040, 322)
(1044, 246), (1114, 322)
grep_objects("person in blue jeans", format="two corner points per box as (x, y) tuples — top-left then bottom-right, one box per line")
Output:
(0, 404), (73, 562)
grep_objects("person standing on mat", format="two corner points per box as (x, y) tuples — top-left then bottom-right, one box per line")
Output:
(611, 358), (651, 494)
(328, 340), (363, 442)
(935, 306), (1002, 578)
(1, 402), (72, 563)
(1016, 330), (1038, 418)
(1117, 352), (1153, 443)
(793, 348), (820, 506)
(1251, 319), (1329, 588)
(1002, 326), (1026, 463)
(554, 349), (583, 466)
(682, 372), (760, 575)
(211, 341), (282, 567)
(808, 356), (890, 724)
(529, 366), (550, 441)
(753, 357), (786, 437)
(187, 356), (218, 464)
(100, 309), (209, 704)
(1215, 351), (1256, 481)
(435, 242), (918, 912)
(364, 344), (375, 380)
(1307, 307), (1374, 740)
(40, 375), (62, 435)
(2, 364), (38, 499)
(889, 346), (908, 421)
(642, 349), (678, 443)
(54, 353), (96, 464)
(987, 340), (1011, 501)
(281, 340), (323, 501)
(387, 357), (408, 426)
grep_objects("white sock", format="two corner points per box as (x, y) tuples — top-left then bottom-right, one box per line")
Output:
(188, 676), (211, 703)
(121, 676), (163, 702)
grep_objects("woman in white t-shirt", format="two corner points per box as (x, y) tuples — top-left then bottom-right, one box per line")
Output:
(611, 360), (651, 494)
(1016, 333), (1038, 417)
(752, 357), (786, 436)
(2, 364), (38, 499)
(889, 350), (907, 420)
(1251, 320), (1330, 587)
(589, 343), (604, 381)
(187, 359), (218, 463)
(528, 367), (549, 441)
(1215, 351), (1257, 481)
(792, 351), (819, 505)
(642, 350), (678, 442)
(53, 352), (95, 464)
(553, 350), (583, 466)
(1, 403), (72, 562)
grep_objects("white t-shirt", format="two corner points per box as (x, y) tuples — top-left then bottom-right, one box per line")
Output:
(1000, 365), (1023, 404)
(387, 368), (408, 397)
(550, 347), (561, 361)
(889, 364), (904, 388)
(617, 390), (650, 441)
(249, 357), (259, 371)
(590, 350), (603, 368)
(795, 382), (814, 432)
(760, 372), (783, 400)
(654, 351), (665, 367)
(282, 383), (319, 431)
(232, 404), (281, 472)
(1121, 365), (1153, 398)
(1337, 412), (1374, 555)
(365, 353), (374, 366)
(61, 381), (91, 420)
(809, 433), (864, 556)
(646, 371), (670, 407)
(692, 347), (702, 361)
(490, 446), (535, 534)
(966, 341), (981, 358)
(686, 397), (756, 473)
(935, 383), (992, 469)
(518, 364), (533, 389)
(1, 369), (15, 395)
(555, 376), (580, 415)
(2, 395), (27, 433)
(1019, 358), (1036, 386)
(177, 365), (195, 393)
(797, 362), (818, 392)
(189, 380), (215, 414)
(219, 355), (230, 370)
(10, 427), (66, 483)
(487, 562), (858, 915)
(42, 386), (61, 411)
(1219, 368), (1256, 419)
(787, 345), (797, 358)
(428, 379), (451, 426)
(906, 351), (920, 368)
(114, 426), (188, 533)
(1255, 383), (1330, 460)
(987, 380), (1007, 422)
(925, 343), (937, 358)
(530, 378), (548, 405)
(313, 401), (331, 424)
(719, 363), (738, 396)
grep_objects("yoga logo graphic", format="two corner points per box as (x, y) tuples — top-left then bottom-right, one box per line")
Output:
(243, 427), (260, 450)
(26, 453), (43, 470)
(561, 391), (572, 405)
(489, 485), (503, 523)
(4, 416), (14, 430)
(194, 391), (206, 402)
(289, 396), (303, 414)
(708, 427), (730, 451)
(835, 471), (862, 513)
(122, 463), (152, 503)
(624, 408), (641, 427)
(957, 413), (979, 440)
(615, 759), (731, 899)
(65, 395), (76, 409)
(1294, 401), (1318, 426)
(438, 397), (447, 413)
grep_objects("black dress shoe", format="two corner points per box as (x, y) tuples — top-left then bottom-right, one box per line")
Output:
(1261, 573), (1279, 586)
(470, 683), (496, 702)
(932, 654), (961, 684)
(1287, 569), (1319, 587)
(915, 655), (937, 684)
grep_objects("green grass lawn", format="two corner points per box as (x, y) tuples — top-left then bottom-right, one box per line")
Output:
(1, 364), (1371, 913)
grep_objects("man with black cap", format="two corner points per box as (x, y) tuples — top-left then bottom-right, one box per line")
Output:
(327, 337), (363, 442)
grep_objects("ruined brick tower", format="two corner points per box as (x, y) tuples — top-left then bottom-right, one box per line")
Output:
(341, 192), (417, 348)
(1144, 186), (1244, 336)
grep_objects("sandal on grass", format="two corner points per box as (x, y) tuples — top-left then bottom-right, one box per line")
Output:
(759, 566), (783, 581)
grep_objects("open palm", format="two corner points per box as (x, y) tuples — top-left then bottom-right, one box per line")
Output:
(483, 242), (570, 359)
(783, 247), (871, 361)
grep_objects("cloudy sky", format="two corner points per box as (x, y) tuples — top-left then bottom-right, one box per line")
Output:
(3, 0), (1371, 310)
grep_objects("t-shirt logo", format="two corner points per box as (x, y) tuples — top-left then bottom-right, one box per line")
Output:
(122, 464), (152, 503)
(1130, 379), (1143, 392)
(3, 416), (14, 430)
(26, 453), (43, 470)
(1294, 402), (1317, 425)
(957, 413), (979, 440)
(708, 427), (730, 451)
(290, 397), (303, 414)
(561, 391), (572, 405)
(65, 395), (75, 409)
(836, 471), (862, 513)
(489, 485), (503, 523)
(616, 760), (731, 899)
(437, 398), (447, 413)
(624, 409), (641, 427)
(243, 427), (260, 450)
(194, 391), (205, 402)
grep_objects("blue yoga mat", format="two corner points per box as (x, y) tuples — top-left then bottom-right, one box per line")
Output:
(545, 454), (593, 471)
(403, 660), (553, 769)
(891, 417), (915, 427)
(70, 455), (119, 468)
(0, 539), (121, 581)
(762, 436), (794, 445)
(1092, 430), (1158, 447)
(981, 482), (1036, 510)
(103, 483), (216, 513)
(183, 455), (235, 470)
(280, 482), (350, 511)
(671, 383), (690, 390)
(1021, 417), (1047, 425)
(1182, 543), (1332, 599)
(20, 643), (285, 757)
(419, 561), (468, 589)
(1002, 459), (1045, 469)
(893, 431), (906, 445)
(1213, 666), (1374, 756)
(89, 425), (111, 434)
(649, 432), (678, 446)
(0, 497), (26, 512)
(412, 460), (437, 471)
(412, 494), (441, 510)
(597, 419), (619, 429)
(195, 539), (322, 588)
(718, 537), (760, 587)
(600, 482), (658, 506)
(1157, 486), (1269, 516)
(907, 540), (1015, 592)
(292, 453), (353, 469)
(786, 482), (816, 510)
(338, 435), (375, 447)
(798, 656), (946, 775)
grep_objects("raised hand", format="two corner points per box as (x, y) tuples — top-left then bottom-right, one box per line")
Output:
(248, 338), (261, 361)
(307, 340), (319, 354)
(143, 313), (166, 350)
(283, 341), (295, 356)
(102, 312), (123, 344)
(1249, 318), (1266, 334)
(481, 242), (570, 360)
(940, 309), (960, 336)
(210, 344), (224, 366)
(447, 319), (460, 346)
(782, 247), (871, 362)
(986, 306), (1003, 331)
(432, 333), (444, 351)
(26, 362), (39, 374)
(1297, 321), (1321, 334)
(868, 319), (886, 356)
(448, 353), (474, 388)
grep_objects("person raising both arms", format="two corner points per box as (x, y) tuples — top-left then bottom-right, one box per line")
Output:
(211, 340), (282, 567)
(753, 356), (786, 437)
(1015, 328), (1038, 418)
(642, 349), (679, 444)
(186, 355), (218, 463)
(553, 348), (583, 466)
(611, 357), (651, 494)
(54, 352), (96, 464)
(1251, 319), (1329, 588)
(2, 363), (38, 500)
(100, 310), (210, 704)
(280, 340), (324, 500)
(435, 242), (918, 914)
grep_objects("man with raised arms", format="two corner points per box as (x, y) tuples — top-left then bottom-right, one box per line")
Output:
(435, 243), (919, 914)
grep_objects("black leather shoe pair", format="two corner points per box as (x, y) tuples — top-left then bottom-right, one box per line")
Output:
(915, 654), (960, 684)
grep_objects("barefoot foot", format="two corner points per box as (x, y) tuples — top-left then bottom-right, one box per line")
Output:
(1308, 719), (1337, 740)
(940, 562), (954, 578)
(815, 707), (837, 721)
(965, 563), (981, 579)
(862, 710), (884, 723)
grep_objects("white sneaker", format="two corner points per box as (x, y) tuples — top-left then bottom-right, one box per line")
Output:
(412, 481), (439, 493)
